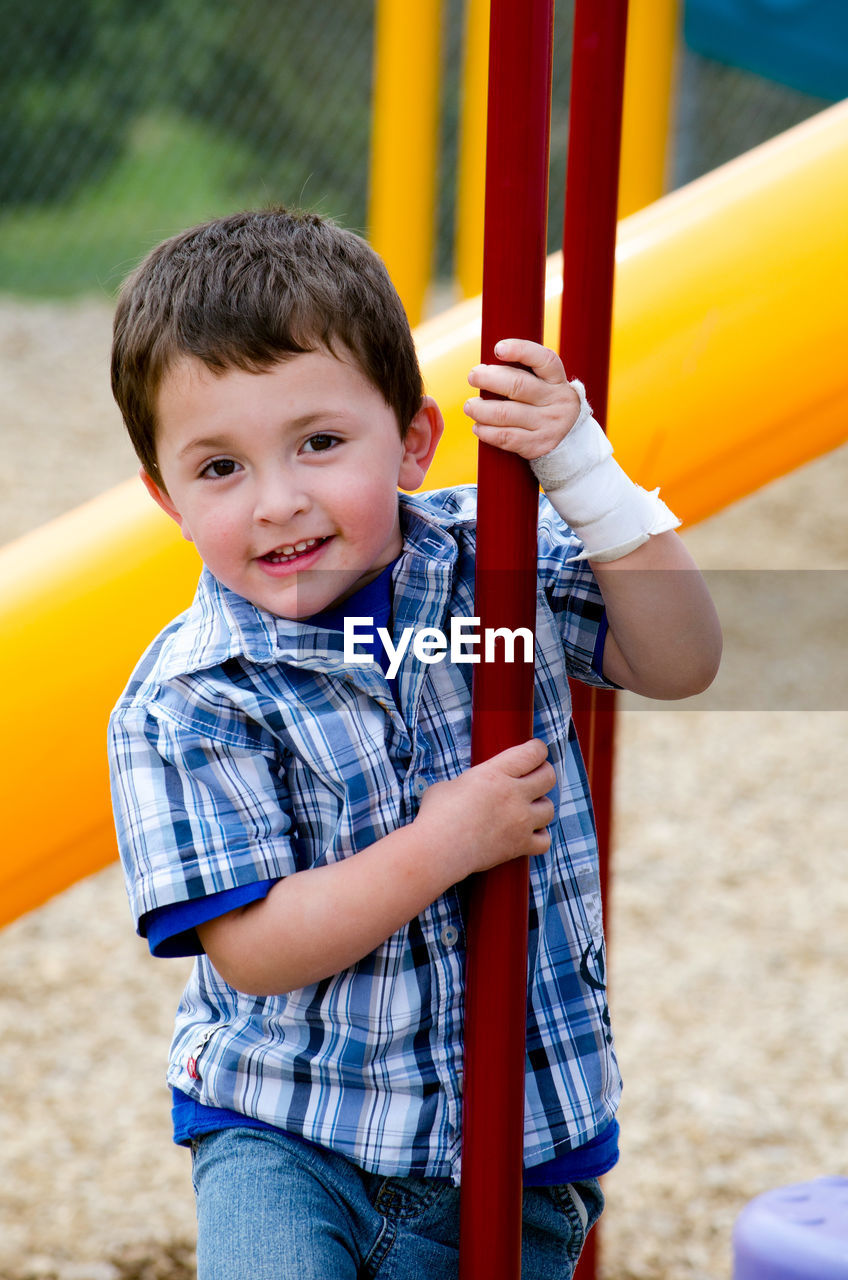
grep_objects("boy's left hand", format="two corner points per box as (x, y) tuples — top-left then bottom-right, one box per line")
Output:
(464, 338), (580, 461)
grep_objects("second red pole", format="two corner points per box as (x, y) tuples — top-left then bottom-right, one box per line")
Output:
(563, 4), (631, 1278)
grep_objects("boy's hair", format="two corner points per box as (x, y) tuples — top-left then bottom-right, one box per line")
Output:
(111, 207), (424, 487)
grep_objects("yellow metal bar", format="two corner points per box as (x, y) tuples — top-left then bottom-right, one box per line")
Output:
(422, 102), (848, 513)
(0, 482), (199, 929)
(3, 101), (848, 927)
(368, 0), (443, 325)
(455, 0), (490, 299)
(618, 0), (679, 217)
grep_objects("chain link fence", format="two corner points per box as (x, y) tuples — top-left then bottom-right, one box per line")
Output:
(0, 1), (837, 300)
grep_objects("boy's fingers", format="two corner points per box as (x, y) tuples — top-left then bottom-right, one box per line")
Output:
(467, 362), (561, 405)
(528, 828), (552, 857)
(494, 738), (549, 777)
(464, 394), (539, 433)
(492, 339), (567, 383)
(534, 761), (558, 792)
(522, 762), (557, 802)
(530, 792), (556, 822)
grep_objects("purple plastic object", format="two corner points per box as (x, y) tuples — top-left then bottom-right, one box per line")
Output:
(733, 1178), (848, 1280)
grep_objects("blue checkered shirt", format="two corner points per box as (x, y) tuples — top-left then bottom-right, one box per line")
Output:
(109, 486), (621, 1183)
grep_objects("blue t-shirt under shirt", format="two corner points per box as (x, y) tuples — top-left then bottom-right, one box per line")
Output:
(145, 561), (618, 1183)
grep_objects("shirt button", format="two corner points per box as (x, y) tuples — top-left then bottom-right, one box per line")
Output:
(412, 777), (428, 797)
(440, 924), (460, 948)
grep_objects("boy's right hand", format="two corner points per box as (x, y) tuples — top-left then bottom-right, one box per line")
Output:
(416, 739), (556, 881)
(197, 739), (556, 997)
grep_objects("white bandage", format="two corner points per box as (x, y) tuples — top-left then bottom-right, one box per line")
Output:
(530, 379), (681, 562)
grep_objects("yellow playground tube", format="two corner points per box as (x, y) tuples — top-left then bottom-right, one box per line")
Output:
(2, 100), (847, 929)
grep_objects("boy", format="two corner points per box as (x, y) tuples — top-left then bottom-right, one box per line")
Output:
(109, 207), (721, 1279)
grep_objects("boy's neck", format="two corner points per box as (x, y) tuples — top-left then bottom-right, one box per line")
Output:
(305, 559), (397, 630)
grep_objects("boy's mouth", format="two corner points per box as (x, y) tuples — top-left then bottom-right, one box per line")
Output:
(259, 536), (331, 565)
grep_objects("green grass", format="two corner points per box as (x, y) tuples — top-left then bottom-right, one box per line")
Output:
(0, 113), (318, 298)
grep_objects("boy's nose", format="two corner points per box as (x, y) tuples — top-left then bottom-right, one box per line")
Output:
(252, 469), (311, 526)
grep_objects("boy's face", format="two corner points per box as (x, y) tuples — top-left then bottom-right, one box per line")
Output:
(145, 348), (442, 619)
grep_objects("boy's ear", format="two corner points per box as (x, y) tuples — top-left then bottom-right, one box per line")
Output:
(398, 396), (444, 491)
(139, 468), (194, 542)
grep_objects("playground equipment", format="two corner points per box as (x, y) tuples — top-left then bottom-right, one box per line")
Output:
(369, 0), (679, 314)
(1, 90), (847, 921)
(733, 1178), (848, 1279)
(686, 0), (848, 101)
(368, 0), (442, 326)
(370, 0), (678, 312)
(459, 1), (555, 1272)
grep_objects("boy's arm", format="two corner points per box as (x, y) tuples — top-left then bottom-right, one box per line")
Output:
(198, 738), (555, 996)
(465, 339), (722, 700)
(585, 531), (721, 699)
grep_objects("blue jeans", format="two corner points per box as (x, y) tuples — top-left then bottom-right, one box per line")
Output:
(191, 1127), (603, 1279)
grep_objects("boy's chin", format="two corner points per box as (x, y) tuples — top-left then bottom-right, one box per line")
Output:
(243, 569), (378, 621)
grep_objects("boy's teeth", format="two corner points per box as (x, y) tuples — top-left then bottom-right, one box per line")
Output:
(266, 537), (321, 562)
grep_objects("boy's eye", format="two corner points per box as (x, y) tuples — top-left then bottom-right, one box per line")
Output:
(302, 433), (340, 454)
(201, 458), (240, 478)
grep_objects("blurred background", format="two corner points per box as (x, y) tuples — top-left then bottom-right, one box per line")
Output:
(2, 0), (843, 546)
(0, 0), (837, 301)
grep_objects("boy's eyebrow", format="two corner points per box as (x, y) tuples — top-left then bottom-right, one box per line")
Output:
(178, 435), (232, 459)
(177, 413), (349, 460)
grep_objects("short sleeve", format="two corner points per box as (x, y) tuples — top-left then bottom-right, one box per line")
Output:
(143, 878), (277, 957)
(109, 692), (298, 934)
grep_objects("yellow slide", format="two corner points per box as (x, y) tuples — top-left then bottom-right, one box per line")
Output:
(2, 101), (846, 928)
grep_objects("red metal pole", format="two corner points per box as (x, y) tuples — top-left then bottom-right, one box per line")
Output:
(563, 0), (629, 911)
(458, 1), (555, 1277)
(561, 4), (630, 1278)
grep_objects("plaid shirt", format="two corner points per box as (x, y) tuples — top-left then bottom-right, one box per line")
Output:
(109, 486), (621, 1183)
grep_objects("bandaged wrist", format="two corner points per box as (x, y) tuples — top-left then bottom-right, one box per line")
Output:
(530, 379), (681, 562)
